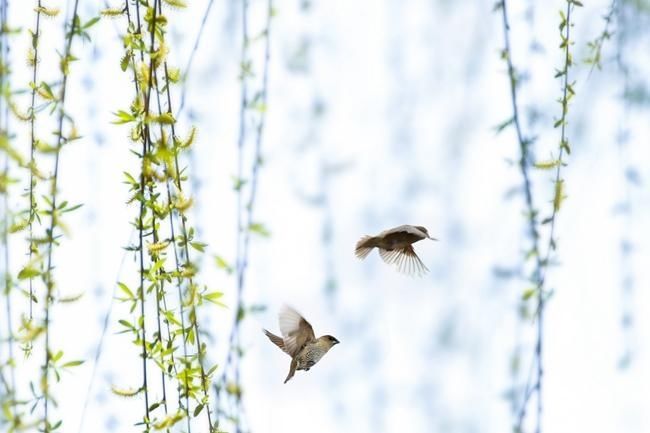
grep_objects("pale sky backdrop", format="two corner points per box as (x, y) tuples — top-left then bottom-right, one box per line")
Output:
(2, 0), (649, 433)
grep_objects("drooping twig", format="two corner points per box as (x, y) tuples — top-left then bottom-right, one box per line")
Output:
(156, 0), (216, 429)
(27, 0), (43, 323)
(123, 0), (151, 427)
(177, 0), (217, 117)
(42, 1), (82, 431)
(585, 0), (617, 76)
(1, 0), (18, 422)
(498, 1), (581, 432)
(77, 229), (134, 433)
(216, 1), (272, 430)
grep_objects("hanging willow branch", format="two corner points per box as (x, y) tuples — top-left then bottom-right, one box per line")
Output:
(496, 2), (544, 426)
(585, 0), (617, 75)
(497, 1), (582, 432)
(0, 0), (19, 428)
(177, 0), (216, 117)
(114, 0), (220, 431)
(25, 0), (44, 323)
(40, 1), (93, 432)
(216, 1), (272, 431)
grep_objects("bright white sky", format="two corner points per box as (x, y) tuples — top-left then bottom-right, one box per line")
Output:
(2, 1), (649, 433)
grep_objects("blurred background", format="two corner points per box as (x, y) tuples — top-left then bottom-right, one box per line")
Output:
(1, 0), (650, 432)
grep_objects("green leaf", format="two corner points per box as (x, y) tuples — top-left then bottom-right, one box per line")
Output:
(190, 241), (207, 253)
(112, 110), (135, 124)
(18, 267), (39, 280)
(118, 282), (134, 299)
(118, 319), (135, 330)
(494, 117), (514, 134)
(203, 291), (226, 307)
(204, 291), (223, 301)
(38, 81), (56, 101)
(58, 292), (84, 303)
(52, 350), (64, 362)
(248, 222), (270, 238)
(193, 403), (204, 417)
(83, 16), (101, 29)
(61, 203), (83, 214)
(206, 363), (219, 377)
(214, 255), (233, 274)
(231, 176), (246, 191)
(123, 171), (137, 185)
(61, 360), (84, 368)
(522, 288), (536, 300)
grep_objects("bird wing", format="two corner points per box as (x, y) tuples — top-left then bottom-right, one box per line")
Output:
(263, 329), (292, 356)
(379, 245), (429, 276)
(379, 224), (427, 239)
(278, 305), (316, 357)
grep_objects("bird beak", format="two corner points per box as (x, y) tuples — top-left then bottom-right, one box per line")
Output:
(429, 236), (438, 241)
(333, 338), (340, 345)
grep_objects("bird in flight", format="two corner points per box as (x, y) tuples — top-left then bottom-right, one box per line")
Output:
(263, 306), (340, 384)
(355, 224), (437, 276)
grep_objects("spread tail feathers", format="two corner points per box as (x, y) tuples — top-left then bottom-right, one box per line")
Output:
(355, 236), (377, 259)
(284, 358), (297, 384)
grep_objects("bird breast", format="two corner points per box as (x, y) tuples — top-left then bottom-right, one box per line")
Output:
(296, 343), (328, 370)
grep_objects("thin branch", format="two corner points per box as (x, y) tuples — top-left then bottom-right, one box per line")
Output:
(42, 1), (82, 431)
(1, 0), (17, 416)
(156, 0), (215, 428)
(27, 0), (43, 322)
(500, 2), (579, 432)
(532, 3), (577, 433)
(124, 0), (151, 427)
(216, 0), (250, 421)
(499, 2), (544, 428)
(77, 229), (134, 433)
(499, 0), (543, 274)
(218, 1), (272, 430)
(177, 0), (216, 117)
(586, 0), (617, 77)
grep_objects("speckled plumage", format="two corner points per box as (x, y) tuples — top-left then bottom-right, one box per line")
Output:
(263, 306), (339, 383)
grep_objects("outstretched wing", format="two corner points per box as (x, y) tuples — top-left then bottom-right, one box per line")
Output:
(379, 245), (429, 276)
(278, 305), (316, 357)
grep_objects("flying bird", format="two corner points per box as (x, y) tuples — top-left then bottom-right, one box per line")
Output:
(263, 306), (340, 384)
(355, 225), (437, 276)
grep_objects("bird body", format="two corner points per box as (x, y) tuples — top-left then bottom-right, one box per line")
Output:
(263, 306), (339, 383)
(355, 224), (436, 276)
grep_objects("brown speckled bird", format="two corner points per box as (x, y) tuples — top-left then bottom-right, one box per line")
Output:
(263, 306), (340, 384)
(355, 225), (437, 276)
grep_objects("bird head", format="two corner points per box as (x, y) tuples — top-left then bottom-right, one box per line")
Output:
(415, 226), (438, 241)
(322, 335), (340, 348)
